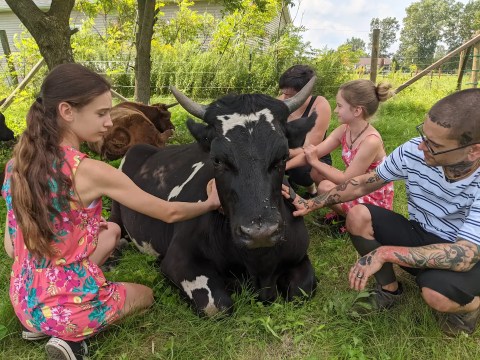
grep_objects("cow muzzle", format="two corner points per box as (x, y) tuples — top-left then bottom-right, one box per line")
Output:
(235, 221), (282, 249)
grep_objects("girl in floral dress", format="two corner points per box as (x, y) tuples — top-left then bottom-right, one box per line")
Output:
(286, 79), (394, 223)
(2, 63), (220, 360)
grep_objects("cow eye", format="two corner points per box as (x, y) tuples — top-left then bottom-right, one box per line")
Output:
(270, 155), (288, 172)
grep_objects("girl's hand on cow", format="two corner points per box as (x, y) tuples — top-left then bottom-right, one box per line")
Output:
(206, 179), (221, 211)
(303, 144), (319, 166)
(348, 249), (384, 291)
(281, 184), (311, 217)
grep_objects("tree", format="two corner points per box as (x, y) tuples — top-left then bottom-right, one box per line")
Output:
(135, 0), (158, 104)
(343, 37), (367, 55)
(5, 0), (76, 70)
(369, 17), (399, 58)
(397, 0), (451, 68)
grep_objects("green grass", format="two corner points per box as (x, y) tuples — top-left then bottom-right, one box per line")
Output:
(1, 75), (479, 359)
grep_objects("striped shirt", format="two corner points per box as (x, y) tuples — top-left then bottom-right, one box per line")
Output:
(376, 138), (480, 245)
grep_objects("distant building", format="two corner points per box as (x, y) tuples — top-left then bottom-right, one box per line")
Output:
(355, 57), (392, 73)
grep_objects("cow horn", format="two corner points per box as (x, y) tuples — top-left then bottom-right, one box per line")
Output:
(169, 86), (207, 120)
(165, 102), (178, 109)
(282, 76), (317, 114)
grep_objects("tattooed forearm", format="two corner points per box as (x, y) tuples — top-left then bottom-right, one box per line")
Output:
(381, 240), (480, 272)
(336, 178), (360, 191)
(310, 172), (386, 209)
(365, 173), (387, 185)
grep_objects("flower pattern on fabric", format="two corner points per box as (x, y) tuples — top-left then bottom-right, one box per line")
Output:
(340, 127), (394, 213)
(1, 146), (126, 342)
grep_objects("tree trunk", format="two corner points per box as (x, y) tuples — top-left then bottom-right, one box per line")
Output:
(5, 0), (75, 70)
(134, 0), (157, 104)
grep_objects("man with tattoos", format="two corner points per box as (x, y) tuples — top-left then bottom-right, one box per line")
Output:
(283, 89), (480, 336)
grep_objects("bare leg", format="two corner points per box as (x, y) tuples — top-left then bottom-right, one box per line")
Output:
(116, 282), (154, 320)
(422, 288), (480, 313)
(90, 221), (121, 266)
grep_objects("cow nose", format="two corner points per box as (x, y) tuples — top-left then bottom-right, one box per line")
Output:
(238, 223), (280, 248)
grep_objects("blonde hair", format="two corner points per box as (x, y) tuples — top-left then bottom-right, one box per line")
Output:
(339, 79), (394, 118)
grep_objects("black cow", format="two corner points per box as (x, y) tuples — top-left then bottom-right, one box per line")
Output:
(0, 99), (15, 142)
(110, 79), (318, 316)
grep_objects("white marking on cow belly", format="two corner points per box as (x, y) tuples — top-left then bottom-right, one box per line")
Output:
(217, 108), (275, 135)
(181, 275), (219, 316)
(167, 162), (204, 200)
(118, 156), (126, 171)
(125, 228), (160, 257)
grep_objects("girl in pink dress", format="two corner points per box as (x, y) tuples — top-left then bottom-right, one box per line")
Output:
(286, 79), (394, 221)
(2, 63), (220, 360)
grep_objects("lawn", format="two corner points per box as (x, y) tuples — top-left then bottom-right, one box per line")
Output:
(1, 74), (479, 359)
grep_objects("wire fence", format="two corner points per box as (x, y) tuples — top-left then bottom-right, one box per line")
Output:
(0, 55), (478, 98)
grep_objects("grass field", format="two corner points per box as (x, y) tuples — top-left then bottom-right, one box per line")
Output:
(1, 75), (479, 359)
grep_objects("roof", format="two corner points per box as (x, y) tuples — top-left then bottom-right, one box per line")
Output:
(357, 57), (392, 66)
(0, 1), (51, 12)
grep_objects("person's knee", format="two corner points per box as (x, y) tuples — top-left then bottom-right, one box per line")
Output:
(346, 205), (372, 236)
(317, 179), (335, 193)
(144, 286), (154, 307)
(421, 287), (455, 312)
(105, 222), (121, 250)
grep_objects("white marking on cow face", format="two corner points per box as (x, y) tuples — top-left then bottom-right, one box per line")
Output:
(181, 275), (219, 316)
(125, 229), (160, 257)
(217, 108), (276, 136)
(167, 162), (205, 200)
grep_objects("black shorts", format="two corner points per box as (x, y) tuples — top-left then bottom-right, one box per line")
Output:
(364, 204), (480, 306)
(286, 155), (332, 188)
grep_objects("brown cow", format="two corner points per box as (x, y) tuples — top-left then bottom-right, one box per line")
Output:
(88, 101), (176, 160)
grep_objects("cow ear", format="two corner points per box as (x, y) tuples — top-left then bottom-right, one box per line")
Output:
(285, 112), (316, 149)
(187, 118), (216, 151)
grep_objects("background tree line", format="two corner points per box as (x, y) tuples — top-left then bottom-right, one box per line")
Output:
(344, 0), (479, 71)
(1, 0), (479, 104)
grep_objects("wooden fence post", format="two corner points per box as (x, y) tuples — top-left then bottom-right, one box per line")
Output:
(0, 29), (19, 86)
(457, 47), (472, 90)
(395, 32), (480, 94)
(370, 29), (380, 83)
(471, 31), (480, 88)
(0, 58), (45, 112)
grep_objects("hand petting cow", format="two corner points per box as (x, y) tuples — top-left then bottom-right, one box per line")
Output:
(110, 79), (318, 316)
(87, 101), (176, 160)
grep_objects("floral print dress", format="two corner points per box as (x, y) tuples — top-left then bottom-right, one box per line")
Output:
(339, 126), (394, 213)
(2, 146), (126, 342)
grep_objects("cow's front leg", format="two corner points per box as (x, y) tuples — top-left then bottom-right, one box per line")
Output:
(277, 255), (317, 301)
(161, 253), (233, 317)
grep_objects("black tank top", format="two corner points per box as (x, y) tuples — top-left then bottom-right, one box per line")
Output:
(302, 96), (332, 165)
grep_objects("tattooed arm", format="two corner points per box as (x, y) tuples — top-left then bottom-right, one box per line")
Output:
(349, 239), (480, 290)
(284, 170), (388, 217)
(380, 239), (480, 272)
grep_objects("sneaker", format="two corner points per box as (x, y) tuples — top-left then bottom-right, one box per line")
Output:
(350, 282), (403, 317)
(45, 337), (88, 360)
(436, 307), (480, 336)
(21, 326), (49, 341)
(22, 330), (49, 341)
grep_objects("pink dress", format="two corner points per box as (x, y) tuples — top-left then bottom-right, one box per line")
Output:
(339, 126), (394, 213)
(2, 146), (126, 342)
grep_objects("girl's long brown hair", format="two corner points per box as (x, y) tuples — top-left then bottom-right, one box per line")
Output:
(11, 63), (111, 259)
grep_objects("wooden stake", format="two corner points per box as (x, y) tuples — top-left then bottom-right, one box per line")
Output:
(370, 29), (380, 84)
(0, 58), (45, 112)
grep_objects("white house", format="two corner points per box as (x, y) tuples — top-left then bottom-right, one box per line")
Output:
(0, 0), (292, 58)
